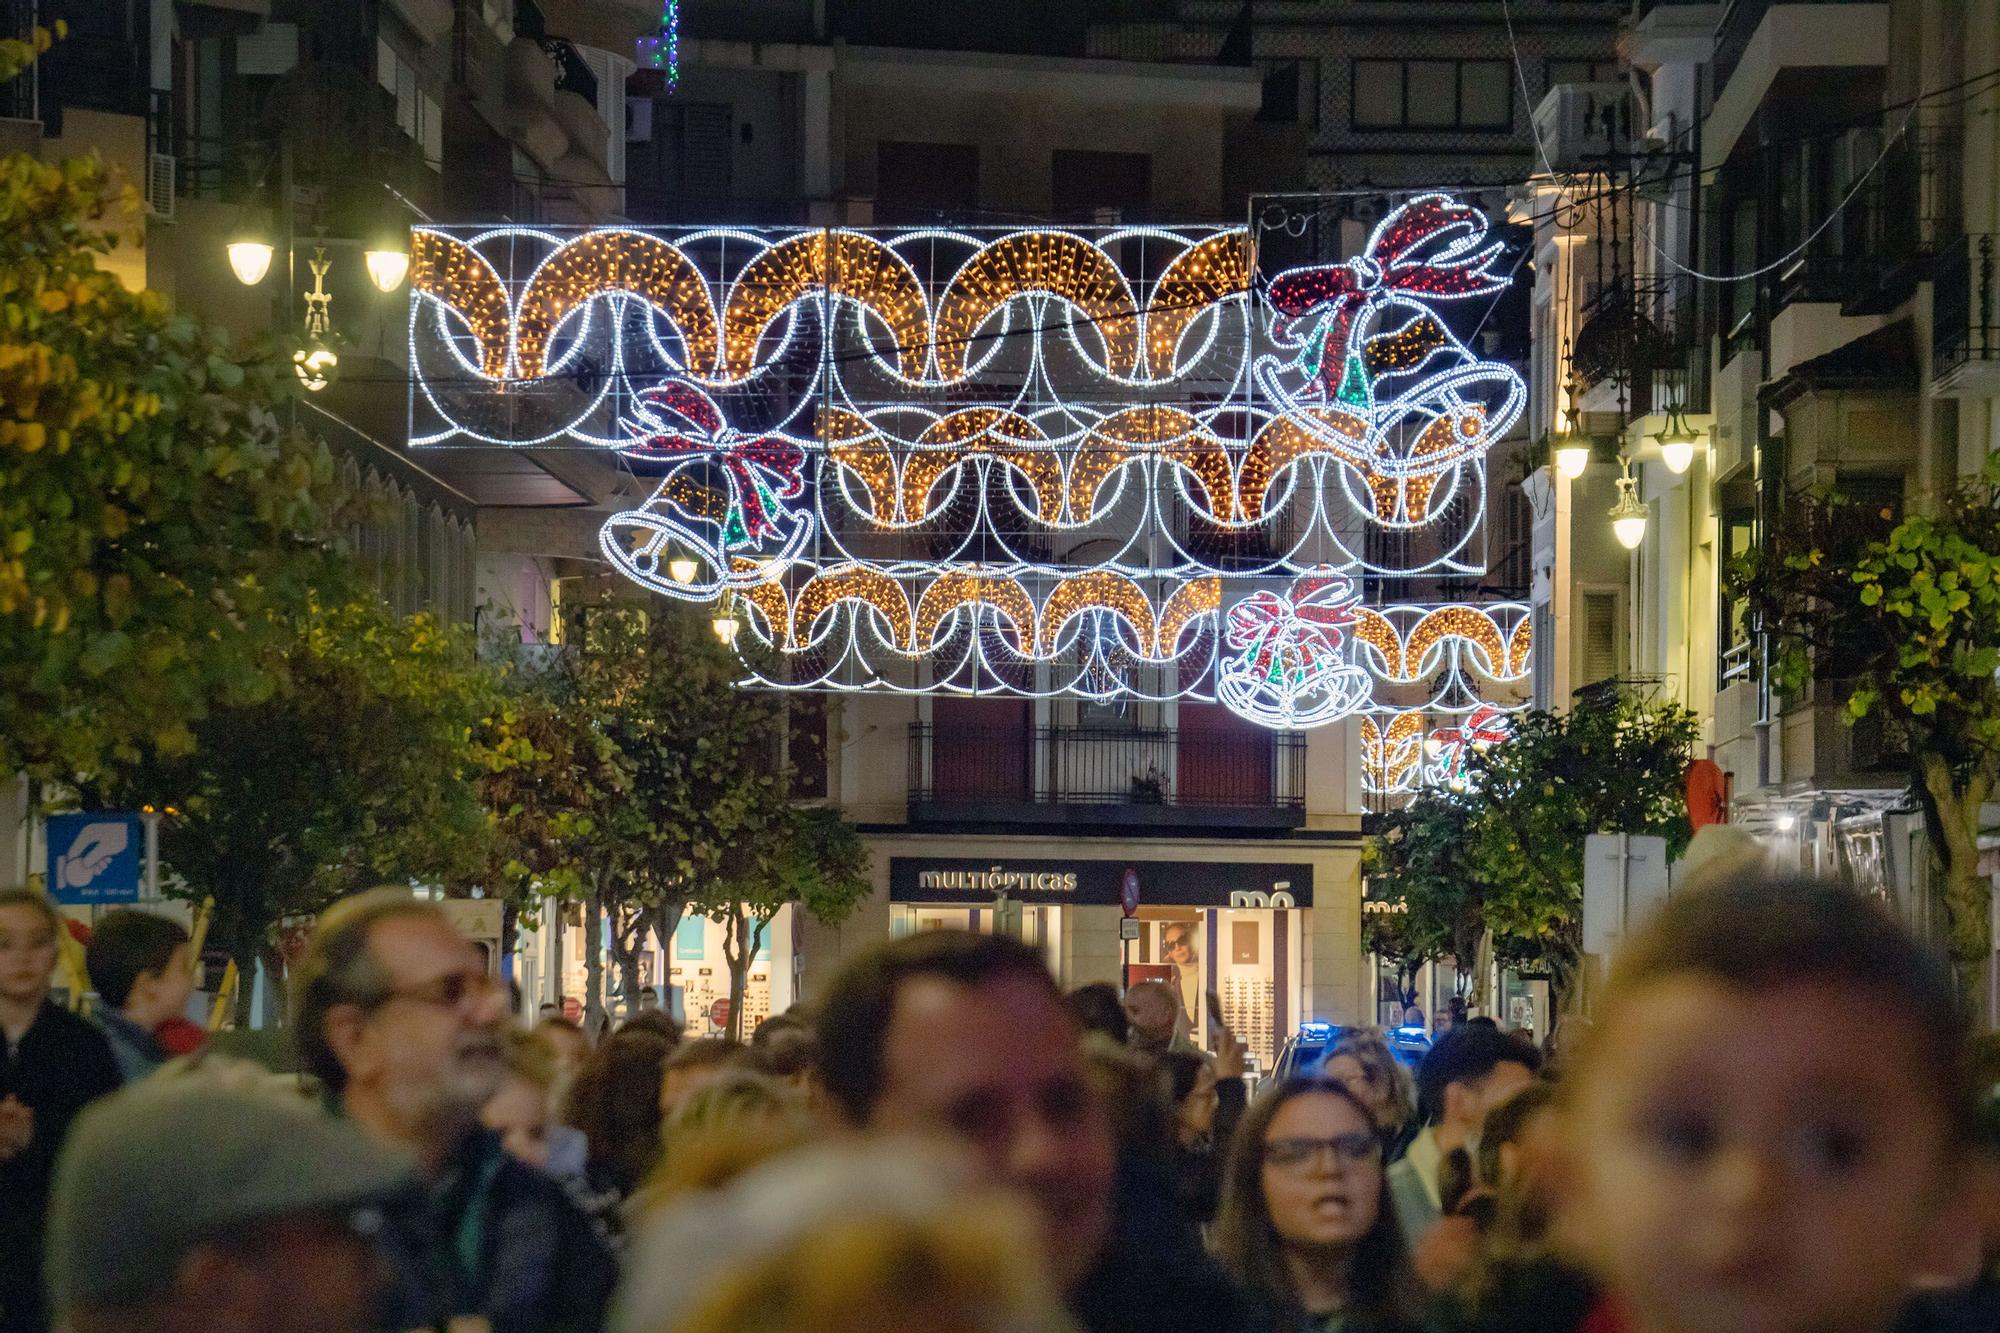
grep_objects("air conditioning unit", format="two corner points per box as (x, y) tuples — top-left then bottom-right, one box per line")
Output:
(1531, 83), (1632, 174)
(145, 152), (174, 221)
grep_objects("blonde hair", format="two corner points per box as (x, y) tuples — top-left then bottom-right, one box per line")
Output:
(631, 1071), (817, 1218)
(667, 1196), (1076, 1333)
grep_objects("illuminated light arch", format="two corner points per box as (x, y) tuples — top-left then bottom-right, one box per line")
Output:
(1155, 577), (1222, 658)
(1506, 617), (1533, 677)
(1361, 712), (1427, 794)
(1406, 606), (1508, 679)
(932, 232), (1141, 381)
(410, 230), (512, 379)
(915, 570), (1037, 654)
(1147, 232), (1252, 379)
(1037, 571), (1159, 658)
(513, 231), (719, 380)
(1349, 609), (1405, 680)
(792, 565), (914, 651)
(737, 573), (794, 644)
(407, 199), (1531, 762)
(900, 410), (1063, 527)
(720, 231), (931, 383)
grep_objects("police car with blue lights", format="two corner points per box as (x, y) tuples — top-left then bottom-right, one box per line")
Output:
(1270, 1020), (1432, 1082)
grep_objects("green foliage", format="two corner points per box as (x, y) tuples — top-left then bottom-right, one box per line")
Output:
(1367, 789), (1486, 974)
(491, 598), (870, 1030)
(1366, 688), (1698, 1003)
(1464, 691), (1698, 992)
(1733, 463), (2000, 974)
(95, 598), (505, 984)
(0, 102), (350, 778)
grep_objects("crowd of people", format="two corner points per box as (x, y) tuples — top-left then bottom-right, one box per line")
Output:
(1, 869), (1998, 1333)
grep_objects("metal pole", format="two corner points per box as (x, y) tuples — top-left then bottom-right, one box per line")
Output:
(142, 811), (159, 898)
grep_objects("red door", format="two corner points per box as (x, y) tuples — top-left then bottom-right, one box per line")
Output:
(931, 697), (1033, 801)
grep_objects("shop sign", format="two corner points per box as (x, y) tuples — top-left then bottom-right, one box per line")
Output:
(889, 858), (1313, 908)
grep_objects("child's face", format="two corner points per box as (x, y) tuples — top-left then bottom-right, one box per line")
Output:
(1566, 974), (1957, 1333)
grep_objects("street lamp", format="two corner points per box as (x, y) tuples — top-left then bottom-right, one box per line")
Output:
(711, 594), (740, 644)
(1609, 459), (1648, 550)
(1551, 416), (1591, 479)
(1653, 405), (1701, 476)
(226, 237), (275, 286)
(293, 344), (338, 393)
(363, 244), (410, 293)
(667, 556), (698, 584)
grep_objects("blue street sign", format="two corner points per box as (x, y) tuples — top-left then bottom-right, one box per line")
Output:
(46, 812), (146, 904)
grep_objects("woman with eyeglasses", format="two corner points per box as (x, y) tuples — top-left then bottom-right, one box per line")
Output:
(1213, 1077), (1428, 1333)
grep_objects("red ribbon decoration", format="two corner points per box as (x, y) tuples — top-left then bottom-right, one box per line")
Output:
(1224, 576), (1359, 681)
(624, 382), (806, 541)
(1262, 194), (1509, 395)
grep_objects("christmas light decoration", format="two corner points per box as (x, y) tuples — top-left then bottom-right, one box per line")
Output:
(407, 198), (1530, 756)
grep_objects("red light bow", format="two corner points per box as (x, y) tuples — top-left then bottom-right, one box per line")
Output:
(1263, 194), (1509, 392)
(624, 382), (806, 542)
(1224, 575), (1360, 680)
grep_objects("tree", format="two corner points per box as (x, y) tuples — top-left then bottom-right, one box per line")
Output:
(1461, 688), (1699, 1007)
(501, 597), (830, 1031)
(0, 29), (349, 780)
(94, 596), (505, 1018)
(695, 802), (872, 1043)
(1364, 788), (1488, 1005)
(1735, 462), (2000, 997)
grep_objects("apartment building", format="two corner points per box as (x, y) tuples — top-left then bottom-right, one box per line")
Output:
(1522, 0), (2000, 996)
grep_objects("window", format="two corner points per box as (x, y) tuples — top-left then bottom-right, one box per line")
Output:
(629, 102), (734, 202)
(1579, 590), (1622, 687)
(377, 37), (443, 164)
(1255, 59), (1320, 128)
(1351, 59), (1512, 131)
(876, 141), (979, 222)
(1051, 150), (1152, 219)
(1546, 59), (1619, 89)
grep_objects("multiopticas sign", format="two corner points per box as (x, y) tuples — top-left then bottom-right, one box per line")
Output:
(891, 858), (1313, 908)
(917, 866), (1080, 894)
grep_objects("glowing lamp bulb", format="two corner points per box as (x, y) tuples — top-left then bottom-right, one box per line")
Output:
(1776, 813), (1797, 832)
(293, 346), (338, 392)
(1610, 473), (1648, 550)
(1554, 443), (1591, 480)
(364, 247), (411, 292)
(711, 613), (740, 644)
(1612, 512), (1648, 549)
(227, 240), (275, 286)
(667, 557), (698, 584)
(1659, 437), (1696, 475)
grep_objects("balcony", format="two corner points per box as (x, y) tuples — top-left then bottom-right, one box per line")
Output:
(1841, 125), (1963, 316)
(1933, 235), (2000, 398)
(908, 723), (1307, 831)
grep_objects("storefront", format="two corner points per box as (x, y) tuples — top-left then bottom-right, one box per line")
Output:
(538, 906), (799, 1037)
(875, 851), (1345, 1072)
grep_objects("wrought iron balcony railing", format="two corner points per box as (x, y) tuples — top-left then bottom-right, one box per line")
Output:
(908, 722), (1306, 818)
(1934, 235), (2000, 395)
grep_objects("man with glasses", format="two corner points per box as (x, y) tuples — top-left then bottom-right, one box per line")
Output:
(294, 889), (614, 1332)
